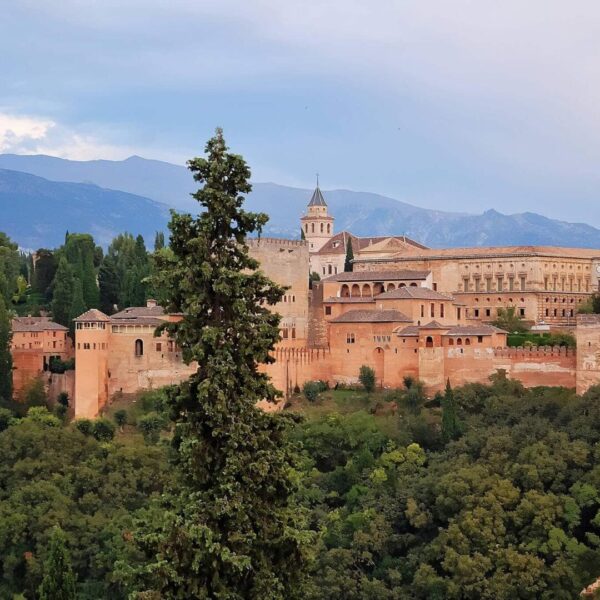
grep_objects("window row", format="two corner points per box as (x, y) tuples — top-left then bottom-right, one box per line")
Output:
(304, 222), (332, 234)
(463, 276), (526, 292)
(420, 303), (446, 318)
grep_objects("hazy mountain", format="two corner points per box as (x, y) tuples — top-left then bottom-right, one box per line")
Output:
(0, 169), (169, 249)
(1, 154), (600, 249)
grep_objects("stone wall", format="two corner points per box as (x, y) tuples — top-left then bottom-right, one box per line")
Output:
(576, 315), (600, 394)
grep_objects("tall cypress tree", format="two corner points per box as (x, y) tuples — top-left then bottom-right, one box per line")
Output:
(134, 129), (309, 598)
(38, 527), (76, 600)
(0, 296), (12, 406)
(98, 255), (120, 315)
(344, 236), (354, 272)
(69, 278), (87, 337)
(51, 258), (74, 328)
(154, 231), (165, 251)
(441, 379), (462, 443)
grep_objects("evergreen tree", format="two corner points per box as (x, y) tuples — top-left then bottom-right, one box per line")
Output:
(98, 255), (119, 314)
(154, 231), (165, 251)
(51, 258), (74, 328)
(63, 234), (99, 308)
(69, 279), (86, 338)
(0, 295), (12, 406)
(134, 129), (310, 598)
(344, 237), (354, 272)
(32, 249), (57, 300)
(38, 526), (76, 600)
(441, 379), (462, 443)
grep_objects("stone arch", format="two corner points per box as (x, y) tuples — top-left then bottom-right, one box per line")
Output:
(362, 283), (372, 297)
(373, 282), (384, 295)
(410, 282), (418, 287)
(387, 283), (396, 291)
(351, 284), (361, 297)
(425, 336), (434, 348)
(399, 282), (407, 288)
(340, 284), (350, 297)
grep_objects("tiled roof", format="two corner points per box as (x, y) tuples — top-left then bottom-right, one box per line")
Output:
(323, 297), (375, 304)
(420, 320), (448, 329)
(331, 309), (412, 323)
(375, 287), (453, 301)
(444, 325), (507, 336)
(394, 325), (420, 337)
(111, 306), (165, 319)
(356, 245), (600, 263)
(73, 309), (110, 322)
(12, 317), (68, 332)
(308, 186), (327, 207)
(314, 231), (427, 256)
(323, 269), (430, 282)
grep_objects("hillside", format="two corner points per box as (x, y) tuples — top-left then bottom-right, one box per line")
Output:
(2, 154), (600, 248)
(0, 169), (170, 249)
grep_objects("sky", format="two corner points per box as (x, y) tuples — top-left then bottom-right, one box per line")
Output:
(2, 1), (600, 224)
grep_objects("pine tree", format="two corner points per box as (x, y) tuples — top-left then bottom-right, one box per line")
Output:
(69, 279), (86, 338)
(134, 129), (310, 598)
(98, 255), (119, 314)
(441, 379), (462, 443)
(344, 236), (354, 272)
(0, 295), (12, 405)
(38, 526), (76, 600)
(51, 258), (74, 328)
(154, 231), (165, 251)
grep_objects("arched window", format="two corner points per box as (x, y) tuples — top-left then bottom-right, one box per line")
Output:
(426, 336), (434, 348)
(327, 224), (331, 233)
(457, 338), (463, 346)
(328, 264), (332, 275)
(311, 223), (315, 233)
(362, 283), (371, 297)
(387, 283), (396, 291)
(340, 284), (350, 297)
(320, 223), (324, 233)
(465, 338), (471, 345)
(448, 338), (454, 345)
(410, 282), (418, 287)
(305, 224), (308, 233)
(135, 339), (144, 357)
(351, 284), (361, 297)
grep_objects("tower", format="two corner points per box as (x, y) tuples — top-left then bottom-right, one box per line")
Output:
(73, 309), (110, 418)
(300, 182), (334, 252)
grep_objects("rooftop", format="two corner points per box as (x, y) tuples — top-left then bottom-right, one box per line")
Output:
(12, 317), (68, 332)
(331, 309), (412, 323)
(314, 231), (427, 256)
(308, 186), (327, 207)
(323, 269), (430, 282)
(73, 309), (110, 323)
(375, 287), (454, 301)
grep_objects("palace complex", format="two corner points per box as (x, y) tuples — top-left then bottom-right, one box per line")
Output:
(11, 185), (600, 417)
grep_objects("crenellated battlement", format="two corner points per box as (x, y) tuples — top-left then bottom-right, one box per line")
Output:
(247, 237), (307, 249)
(493, 345), (575, 358)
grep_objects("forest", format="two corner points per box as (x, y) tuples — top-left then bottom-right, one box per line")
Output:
(3, 379), (600, 598)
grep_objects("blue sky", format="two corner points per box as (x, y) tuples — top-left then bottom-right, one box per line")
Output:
(2, 1), (600, 224)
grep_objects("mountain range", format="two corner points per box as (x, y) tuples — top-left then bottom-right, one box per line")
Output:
(1, 153), (600, 250)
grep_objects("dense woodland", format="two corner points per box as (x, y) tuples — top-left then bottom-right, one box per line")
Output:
(4, 380), (600, 598)
(3, 131), (600, 599)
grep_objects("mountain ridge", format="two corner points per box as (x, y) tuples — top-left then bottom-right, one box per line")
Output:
(0, 154), (599, 249)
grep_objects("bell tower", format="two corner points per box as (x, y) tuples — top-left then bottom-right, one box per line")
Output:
(300, 179), (334, 252)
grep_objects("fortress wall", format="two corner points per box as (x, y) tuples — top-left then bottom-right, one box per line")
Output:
(47, 371), (75, 405)
(11, 350), (44, 399)
(576, 316), (600, 394)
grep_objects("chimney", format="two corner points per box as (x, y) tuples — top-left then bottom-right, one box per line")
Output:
(146, 299), (157, 308)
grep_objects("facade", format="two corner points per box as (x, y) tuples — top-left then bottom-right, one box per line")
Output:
(11, 317), (72, 398)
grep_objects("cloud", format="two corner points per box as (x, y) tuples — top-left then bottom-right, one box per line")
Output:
(0, 111), (139, 160)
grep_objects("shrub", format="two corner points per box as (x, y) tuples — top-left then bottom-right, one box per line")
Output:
(92, 419), (115, 442)
(303, 381), (322, 402)
(26, 406), (61, 427)
(114, 409), (128, 431)
(293, 384), (301, 395)
(0, 407), (14, 432)
(54, 403), (69, 423)
(137, 412), (164, 445)
(75, 419), (93, 436)
(48, 356), (75, 373)
(359, 365), (376, 393)
(57, 392), (70, 407)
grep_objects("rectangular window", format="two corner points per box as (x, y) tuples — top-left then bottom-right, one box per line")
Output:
(433, 283), (438, 291)
(485, 309), (491, 317)
(346, 333), (355, 344)
(440, 304), (445, 318)
(486, 278), (492, 292)
(156, 342), (162, 351)
(457, 307), (461, 320)
(430, 303), (435, 317)
(497, 276), (503, 291)
(477, 336), (483, 343)
(282, 329), (288, 339)
(420, 305), (424, 318)
(520, 276), (526, 291)
(325, 306), (332, 315)
(509, 278), (515, 291)
(520, 308), (525, 317)
(463, 277), (469, 291)
(474, 309), (479, 317)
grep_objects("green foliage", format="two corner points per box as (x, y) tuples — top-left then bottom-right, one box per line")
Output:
(48, 356), (75, 374)
(131, 129), (310, 598)
(98, 254), (120, 314)
(69, 278), (87, 337)
(578, 293), (600, 314)
(114, 409), (128, 431)
(0, 232), (22, 305)
(62, 233), (100, 309)
(92, 418), (115, 442)
(0, 295), (13, 405)
(508, 331), (576, 348)
(51, 257), (75, 328)
(344, 237), (354, 272)
(0, 413), (170, 598)
(303, 381), (322, 402)
(491, 305), (528, 333)
(136, 412), (164, 445)
(441, 379), (462, 443)
(32, 249), (57, 301)
(26, 406), (61, 427)
(0, 407), (14, 432)
(154, 231), (165, 251)
(74, 419), (93, 436)
(23, 377), (48, 409)
(359, 365), (376, 392)
(38, 527), (76, 600)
